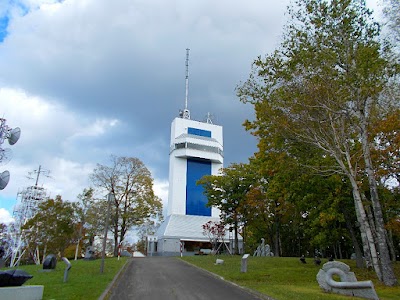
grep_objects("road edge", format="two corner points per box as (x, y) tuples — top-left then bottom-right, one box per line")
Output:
(178, 257), (276, 300)
(98, 258), (132, 300)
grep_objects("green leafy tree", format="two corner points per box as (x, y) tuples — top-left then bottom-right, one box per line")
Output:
(73, 188), (95, 259)
(90, 155), (163, 256)
(198, 163), (256, 254)
(23, 196), (76, 258)
(243, 154), (299, 257)
(237, 0), (398, 285)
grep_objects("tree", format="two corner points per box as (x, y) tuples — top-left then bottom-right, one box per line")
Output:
(198, 163), (256, 254)
(23, 196), (76, 259)
(237, 0), (398, 285)
(371, 109), (400, 185)
(90, 155), (163, 256)
(73, 188), (95, 260)
(202, 221), (227, 253)
(0, 223), (9, 261)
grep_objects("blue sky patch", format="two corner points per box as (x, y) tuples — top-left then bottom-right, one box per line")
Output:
(0, 15), (9, 43)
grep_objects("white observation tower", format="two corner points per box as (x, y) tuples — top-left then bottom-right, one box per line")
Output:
(154, 50), (227, 255)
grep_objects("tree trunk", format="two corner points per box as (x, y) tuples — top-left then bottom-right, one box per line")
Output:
(343, 209), (364, 268)
(113, 208), (119, 257)
(234, 217), (239, 255)
(334, 150), (382, 279)
(387, 230), (396, 262)
(353, 197), (372, 265)
(350, 177), (382, 279)
(42, 244), (47, 264)
(274, 216), (280, 257)
(113, 224), (119, 257)
(360, 118), (398, 286)
(75, 223), (83, 260)
(74, 239), (80, 261)
(242, 225), (246, 254)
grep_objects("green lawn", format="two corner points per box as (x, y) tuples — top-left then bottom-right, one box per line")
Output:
(2, 256), (399, 300)
(1, 257), (128, 300)
(181, 256), (400, 300)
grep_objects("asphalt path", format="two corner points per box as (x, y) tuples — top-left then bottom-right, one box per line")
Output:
(108, 257), (268, 300)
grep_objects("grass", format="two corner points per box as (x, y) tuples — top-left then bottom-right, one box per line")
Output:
(2, 255), (399, 299)
(181, 256), (400, 300)
(1, 257), (128, 300)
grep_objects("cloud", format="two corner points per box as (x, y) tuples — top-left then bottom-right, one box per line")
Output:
(0, 0), (383, 221)
(0, 208), (14, 224)
(0, 87), (123, 203)
(153, 178), (169, 213)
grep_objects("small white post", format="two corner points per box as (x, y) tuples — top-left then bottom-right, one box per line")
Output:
(241, 254), (250, 273)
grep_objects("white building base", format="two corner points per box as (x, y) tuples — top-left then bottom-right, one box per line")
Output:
(153, 214), (242, 256)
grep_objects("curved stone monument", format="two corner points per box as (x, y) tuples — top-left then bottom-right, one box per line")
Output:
(316, 261), (378, 300)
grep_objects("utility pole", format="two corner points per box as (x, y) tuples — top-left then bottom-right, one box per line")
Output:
(100, 193), (113, 273)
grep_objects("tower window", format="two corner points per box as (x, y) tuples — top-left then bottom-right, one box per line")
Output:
(186, 159), (212, 216)
(188, 127), (211, 137)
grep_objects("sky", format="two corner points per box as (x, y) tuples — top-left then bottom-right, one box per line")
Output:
(0, 0), (381, 225)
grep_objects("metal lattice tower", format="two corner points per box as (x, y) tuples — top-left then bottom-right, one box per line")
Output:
(13, 185), (48, 229)
(6, 166), (50, 267)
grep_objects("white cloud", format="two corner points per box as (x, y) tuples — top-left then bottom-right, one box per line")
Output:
(153, 178), (168, 207)
(0, 87), (122, 209)
(0, 208), (14, 224)
(41, 157), (95, 201)
(71, 119), (120, 138)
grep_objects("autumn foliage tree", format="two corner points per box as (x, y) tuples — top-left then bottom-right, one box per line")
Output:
(237, 0), (398, 285)
(202, 221), (226, 252)
(90, 155), (163, 256)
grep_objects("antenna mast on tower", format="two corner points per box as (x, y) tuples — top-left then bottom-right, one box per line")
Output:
(181, 48), (191, 119)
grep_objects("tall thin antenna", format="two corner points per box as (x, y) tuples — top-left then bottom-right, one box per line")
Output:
(27, 165), (51, 186)
(185, 48), (189, 110)
(181, 48), (190, 119)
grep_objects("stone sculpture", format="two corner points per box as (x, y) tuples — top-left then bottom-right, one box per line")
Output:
(43, 254), (57, 270)
(0, 269), (33, 287)
(316, 261), (378, 300)
(84, 246), (96, 260)
(253, 238), (273, 257)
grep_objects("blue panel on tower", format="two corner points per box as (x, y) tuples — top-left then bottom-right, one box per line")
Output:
(188, 127), (211, 137)
(186, 159), (212, 216)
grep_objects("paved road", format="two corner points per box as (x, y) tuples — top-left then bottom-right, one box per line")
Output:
(108, 257), (267, 300)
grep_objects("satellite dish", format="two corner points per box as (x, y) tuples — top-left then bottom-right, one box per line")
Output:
(8, 127), (21, 145)
(0, 170), (10, 190)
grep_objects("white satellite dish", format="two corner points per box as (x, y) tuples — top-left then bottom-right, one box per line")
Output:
(8, 127), (21, 145)
(0, 170), (10, 190)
